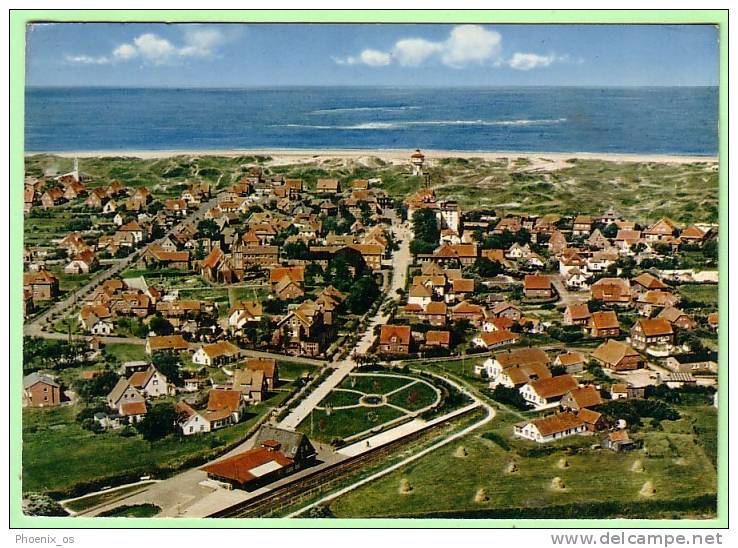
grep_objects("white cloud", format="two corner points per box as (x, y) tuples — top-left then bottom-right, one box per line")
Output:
(334, 49), (392, 67)
(441, 25), (502, 68)
(392, 38), (443, 66)
(67, 26), (234, 66)
(335, 25), (570, 71)
(113, 43), (137, 60)
(507, 52), (558, 70)
(65, 54), (111, 65)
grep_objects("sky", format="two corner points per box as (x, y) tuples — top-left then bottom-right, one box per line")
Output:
(25, 23), (719, 87)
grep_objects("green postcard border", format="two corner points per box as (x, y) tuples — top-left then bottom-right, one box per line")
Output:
(9, 9), (728, 529)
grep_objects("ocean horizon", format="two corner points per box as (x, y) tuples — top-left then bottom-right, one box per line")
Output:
(25, 86), (718, 155)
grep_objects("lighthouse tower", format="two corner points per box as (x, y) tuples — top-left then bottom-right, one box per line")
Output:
(410, 149), (425, 176)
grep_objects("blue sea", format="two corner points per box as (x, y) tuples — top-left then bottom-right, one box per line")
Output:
(24, 87), (718, 155)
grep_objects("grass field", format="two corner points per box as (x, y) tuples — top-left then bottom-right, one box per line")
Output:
(22, 388), (287, 495)
(337, 374), (416, 395)
(328, 401), (718, 518)
(430, 158), (718, 224)
(98, 503), (161, 518)
(386, 381), (439, 412)
(678, 284), (719, 308)
(103, 343), (147, 363)
(299, 405), (408, 443)
(64, 482), (154, 513)
(320, 389), (364, 408)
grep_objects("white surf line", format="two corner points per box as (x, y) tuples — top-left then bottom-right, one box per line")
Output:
(286, 401), (494, 518)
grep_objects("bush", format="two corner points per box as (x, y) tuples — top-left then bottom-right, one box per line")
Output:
(23, 493), (67, 516)
(489, 385), (530, 411)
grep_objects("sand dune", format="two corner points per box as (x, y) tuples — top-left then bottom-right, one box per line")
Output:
(30, 148), (718, 165)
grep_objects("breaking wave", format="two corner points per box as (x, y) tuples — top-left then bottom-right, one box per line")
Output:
(277, 118), (567, 130)
(309, 106), (421, 114)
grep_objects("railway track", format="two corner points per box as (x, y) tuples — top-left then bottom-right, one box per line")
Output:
(208, 405), (481, 518)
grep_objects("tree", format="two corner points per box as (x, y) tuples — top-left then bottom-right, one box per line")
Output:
(23, 493), (67, 517)
(197, 219), (220, 240)
(75, 370), (119, 402)
(304, 263), (324, 286)
(472, 257), (503, 278)
(703, 238), (718, 260)
(152, 351), (182, 386)
(148, 315), (174, 336)
(325, 255), (354, 292)
(283, 240), (309, 261)
(490, 385), (530, 410)
(411, 208), (440, 253)
(347, 275), (380, 314)
(603, 223), (619, 239)
(136, 402), (178, 441)
(147, 201), (164, 215)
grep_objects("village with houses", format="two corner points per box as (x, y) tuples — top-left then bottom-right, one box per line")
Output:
(21, 150), (719, 519)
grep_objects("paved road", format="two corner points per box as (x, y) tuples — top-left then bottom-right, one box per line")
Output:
(24, 195), (221, 340)
(550, 274), (589, 307)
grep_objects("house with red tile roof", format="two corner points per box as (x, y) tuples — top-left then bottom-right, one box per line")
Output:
(379, 325), (411, 355)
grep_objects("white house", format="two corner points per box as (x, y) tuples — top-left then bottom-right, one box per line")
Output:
(128, 365), (173, 398)
(520, 374), (579, 408)
(89, 318), (114, 336)
(513, 412), (586, 443)
(192, 340), (241, 367)
(407, 285), (433, 307)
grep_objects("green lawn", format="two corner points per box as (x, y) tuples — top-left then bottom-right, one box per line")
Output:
(276, 360), (316, 382)
(298, 405), (407, 443)
(65, 482), (154, 513)
(338, 374), (415, 395)
(98, 503), (161, 518)
(22, 388), (287, 495)
(103, 343), (147, 363)
(678, 284), (718, 307)
(329, 404), (717, 518)
(320, 389), (364, 408)
(386, 381), (439, 412)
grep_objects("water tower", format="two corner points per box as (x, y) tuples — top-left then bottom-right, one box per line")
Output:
(410, 149), (425, 176)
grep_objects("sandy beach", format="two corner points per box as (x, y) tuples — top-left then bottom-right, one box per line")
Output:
(30, 148), (718, 166)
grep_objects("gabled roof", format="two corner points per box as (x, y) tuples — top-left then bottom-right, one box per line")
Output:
(592, 339), (640, 366)
(426, 330), (451, 345)
(565, 385), (603, 408)
(478, 330), (520, 347)
(526, 412), (583, 437)
(658, 307), (691, 323)
(556, 351), (586, 366)
(379, 324), (411, 345)
(527, 374), (578, 399)
(147, 335), (189, 351)
(201, 446), (293, 484)
(245, 358), (277, 378)
(633, 318), (673, 337)
(589, 310), (620, 330)
(424, 301), (448, 315)
(632, 272), (668, 290)
(120, 401), (147, 416)
(207, 389), (242, 413)
(198, 340), (241, 359)
(495, 347), (550, 368)
(524, 274), (551, 290)
(23, 372), (59, 389)
(254, 425), (313, 460)
(565, 303), (591, 321)
(270, 266), (304, 284)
